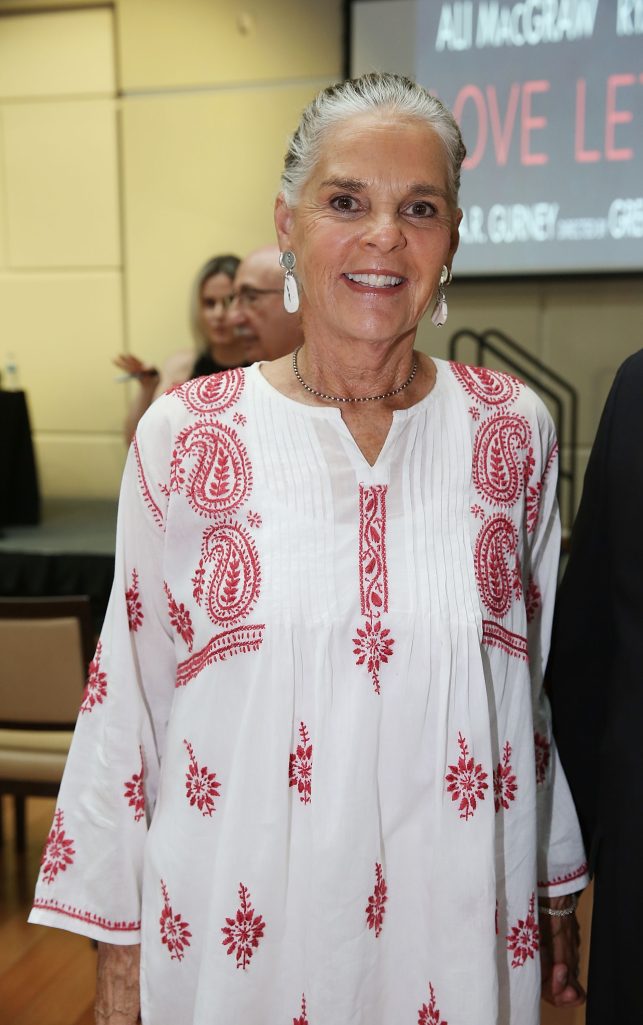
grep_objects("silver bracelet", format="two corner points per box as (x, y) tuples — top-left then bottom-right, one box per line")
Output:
(538, 893), (578, 917)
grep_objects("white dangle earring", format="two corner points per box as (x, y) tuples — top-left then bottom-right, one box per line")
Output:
(431, 265), (452, 328)
(279, 250), (300, 314)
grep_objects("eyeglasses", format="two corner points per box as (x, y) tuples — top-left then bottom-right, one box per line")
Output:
(229, 285), (282, 307)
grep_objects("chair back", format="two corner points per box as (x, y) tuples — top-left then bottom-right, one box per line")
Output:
(0, 596), (94, 729)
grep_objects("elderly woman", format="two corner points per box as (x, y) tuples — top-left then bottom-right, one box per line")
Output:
(30, 74), (587, 1025)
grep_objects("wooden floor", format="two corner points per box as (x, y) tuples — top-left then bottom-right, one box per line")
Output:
(0, 794), (591, 1024)
(0, 795), (96, 1025)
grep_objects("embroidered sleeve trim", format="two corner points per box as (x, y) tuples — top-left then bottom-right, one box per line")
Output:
(176, 624), (265, 686)
(537, 863), (589, 889)
(32, 897), (140, 932)
(132, 436), (164, 529)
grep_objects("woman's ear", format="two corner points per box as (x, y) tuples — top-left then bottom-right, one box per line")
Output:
(274, 193), (295, 251)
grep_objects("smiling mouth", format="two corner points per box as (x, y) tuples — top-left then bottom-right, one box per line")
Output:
(344, 272), (405, 288)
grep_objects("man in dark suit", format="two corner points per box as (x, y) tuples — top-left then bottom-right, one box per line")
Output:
(548, 348), (643, 1024)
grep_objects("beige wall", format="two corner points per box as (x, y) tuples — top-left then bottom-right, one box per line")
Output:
(0, 0), (640, 509)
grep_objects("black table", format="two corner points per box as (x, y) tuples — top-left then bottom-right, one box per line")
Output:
(0, 389), (40, 527)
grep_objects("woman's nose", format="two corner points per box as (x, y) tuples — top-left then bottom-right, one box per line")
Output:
(361, 213), (406, 252)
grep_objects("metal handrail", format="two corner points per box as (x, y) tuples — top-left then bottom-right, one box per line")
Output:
(448, 328), (578, 536)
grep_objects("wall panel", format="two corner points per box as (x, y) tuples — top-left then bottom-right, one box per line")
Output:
(0, 272), (125, 433)
(117, 0), (342, 91)
(3, 99), (120, 268)
(0, 8), (114, 99)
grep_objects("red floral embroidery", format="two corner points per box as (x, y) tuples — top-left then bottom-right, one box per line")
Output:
(445, 732), (489, 821)
(524, 574), (542, 623)
(41, 809), (75, 884)
(173, 420), (252, 519)
(450, 362), (521, 408)
(534, 731), (550, 785)
(199, 522), (261, 626)
(494, 741), (518, 813)
(184, 739), (221, 816)
(125, 568), (143, 631)
(221, 883), (265, 970)
(247, 510), (262, 529)
(233, 411), (247, 427)
(289, 722), (313, 805)
(164, 582), (194, 650)
(418, 982), (448, 1025)
(471, 503), (485, 519)
(123, 749), (145, 822)
(474, 514), (520, 619)
(80, 640), (107, 713)
(353, 484), (395, 694)
(353, 620), (395, 696)
(365, 862), (387, 938)
(176, 625), (265, 687)
(293, 994), (309, 1025)
(506, 893), (539, 967)
(177, 368), (244, 415)
(472, 414), (532, 507)
(469, 404), (481, 421)
(160, 880), (192, 961)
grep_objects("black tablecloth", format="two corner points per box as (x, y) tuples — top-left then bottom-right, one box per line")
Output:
(0, 390), (40, 526)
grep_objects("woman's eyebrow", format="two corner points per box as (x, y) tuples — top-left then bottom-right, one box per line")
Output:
(408, 183), (449, 201)
(319, 177), (368, 193)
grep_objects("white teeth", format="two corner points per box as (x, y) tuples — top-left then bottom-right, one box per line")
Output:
(346, 273), (403, 287)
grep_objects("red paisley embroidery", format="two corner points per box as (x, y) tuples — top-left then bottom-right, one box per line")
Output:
(177, 368), (244, 415)
(451, 362), (521, 407)
(174, 420), (252, 519)
(472, 414), (532, 507)
(474, 514), (520, 618)
(200, 522), (261, 626)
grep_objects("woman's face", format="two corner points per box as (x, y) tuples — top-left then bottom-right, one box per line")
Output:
(199, 272), (235, 349)
(275, 114), (461, 350)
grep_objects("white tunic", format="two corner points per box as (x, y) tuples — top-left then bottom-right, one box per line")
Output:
(30, 359), (588, 1025)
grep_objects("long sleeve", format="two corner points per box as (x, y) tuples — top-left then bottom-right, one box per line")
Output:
(525, 411), (589, 897)
(29, 404), (177, 943)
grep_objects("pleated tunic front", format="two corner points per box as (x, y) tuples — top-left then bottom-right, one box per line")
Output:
(29, 359), (588, 1025)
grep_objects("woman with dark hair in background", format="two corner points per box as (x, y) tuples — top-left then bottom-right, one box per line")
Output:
(114, 253), (241, 443)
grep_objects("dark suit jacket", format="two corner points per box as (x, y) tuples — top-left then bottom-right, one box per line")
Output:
(548, 348), (643, 1023)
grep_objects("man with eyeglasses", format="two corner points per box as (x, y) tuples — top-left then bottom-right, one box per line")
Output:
(228, 245), (303, 362)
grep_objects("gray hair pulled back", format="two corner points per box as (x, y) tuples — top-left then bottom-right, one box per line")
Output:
(281, 73), (466, 209)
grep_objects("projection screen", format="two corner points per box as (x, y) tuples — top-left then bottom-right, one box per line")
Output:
(350, 0), (643, 275)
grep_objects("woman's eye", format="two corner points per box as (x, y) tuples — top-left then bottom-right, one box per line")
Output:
(331, 195), (359, 213)
(406, 201), (435, 218)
